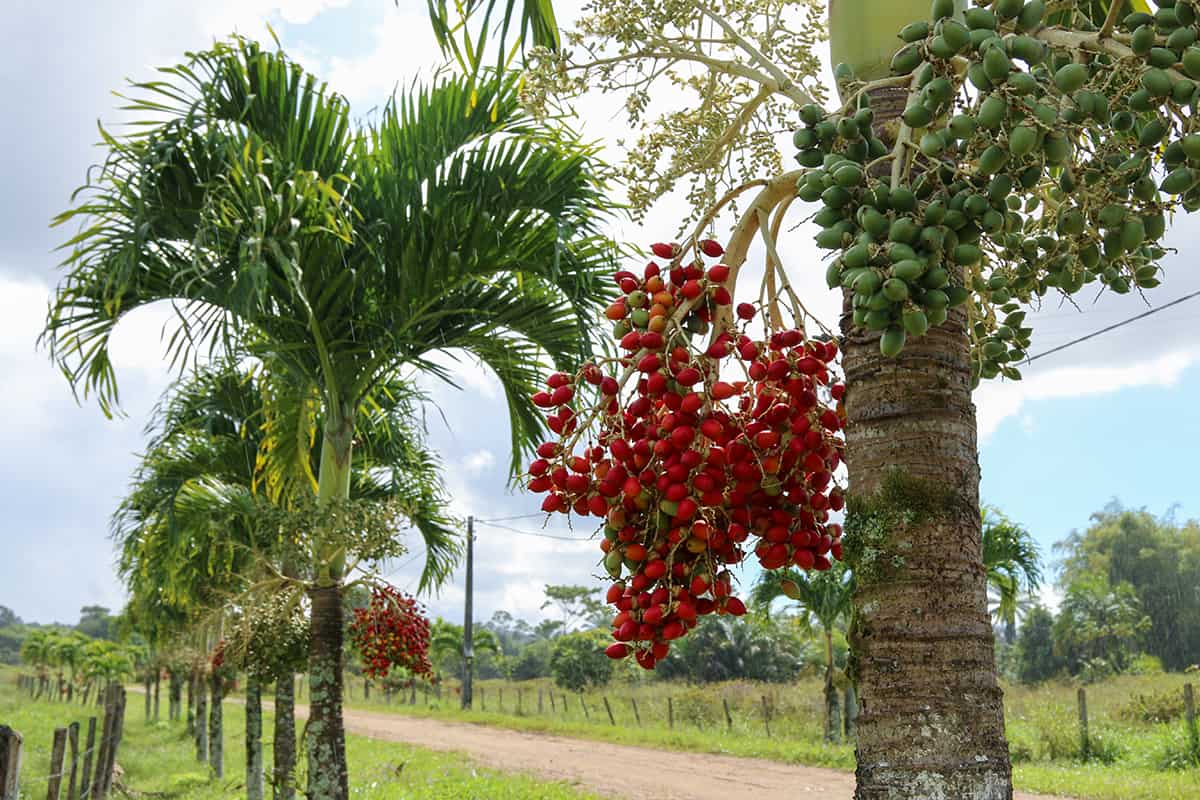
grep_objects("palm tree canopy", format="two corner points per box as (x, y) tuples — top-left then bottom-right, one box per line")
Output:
(425, 0), (560, 73)
(981, 506), (1043, 627)
(751, 562), (854, 633)
(45, 36), (615, 473)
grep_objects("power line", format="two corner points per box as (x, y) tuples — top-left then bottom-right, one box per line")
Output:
(475, 512), (546, 523)
(1024, 289), (1200, 365)
(474, 518), (595, 542)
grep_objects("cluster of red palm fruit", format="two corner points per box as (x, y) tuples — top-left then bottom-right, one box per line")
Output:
(348, 585), (433, 680)
(526, 239), (846, 669)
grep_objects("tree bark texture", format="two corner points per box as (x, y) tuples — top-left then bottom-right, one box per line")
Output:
(824, 629), (842, 743)
(273, 675), (297, 800)
(246, 678), (264, 800)
(841, 303), (1011, 799)
(169, 672), (182, 722)
(194, 675), (208, 763)
(186, 671), (195, 735)
(306, 583), (348, 800)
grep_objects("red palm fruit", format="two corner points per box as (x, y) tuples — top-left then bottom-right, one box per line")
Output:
(810, 492), (829, 511)
(637, 623), (655, 640)
(651, 587), (670, 605)
(637, 354), (662, 372)
(651, 242), (678, 259)
(547, 415), (564, 435)
(651, 641), (670, 660)
(639, 331), (665, 350)
(820, 409), (841, 431)
(661, 620), (686, 640)
(699, 239), (724, 257)
(705, 340), (730, 358)
(618, 276), (639, 294)
(736, 303), (756, 320)
(643, 605), (664, 625)
(569, 456), (590, 473)
(782, 329), (803, 347)
(831, 542), (844, 560)
(796, 356), (822, 375)
(665, 483), (688, 502)
(794, 549), (816, 569)
(617, 596), (634, 612)
(610, 439), (632, 459)
(541, 494), (565, 513)
(622, 476), (642, 497)
(646, 372), (668, 395)
(675, 601), (697, 621)
(528, 459), (549, 476)
(767, 359), (790, 380)
(707, 263), (730, 281)
(698, 418), (722, 440)
(572, 497), (590, 516)
(748, 362), (768, 381)
(803, 429), (823, 450)
(565, 474), (589, 493)
(620, 330), (641, 350)
(600, 376), (619, 395)
(532, 391), (554, 408)
(725, 597), (747, 616)
(675, 367), (701, 386)
(700, 490), (724, 507)
(831, 383), (846, 401)
(536, 442), (559, 458)
(643, 560), (667, 579)
(547, 372), (570, 388)
(605, 300), (627, 320)
(606, 583), (626, 604)
(710, 381), (736, 401)
(636, 650), (657, 670)
(606, 643), (630, 659)
(528, 476), (551, 493)
(680, 392), (704, 415)
(587, 496), (609, 517)
(696, 598), (716, 615)
(614, 270), (637, 285)
(670, 426), (695, 449)
(823, 340), (839, 360)
(814, 555), (833, 571)
(690, 574), (710, 595)
(680, 279), (703, 299)
(675, 497), (698, 520)
(754, 430), (781, 449)
(616, 620), (637, 641)
(625, 543), (647, 561)
(829, 489), (845, 511)
(738, 341), (758, 360)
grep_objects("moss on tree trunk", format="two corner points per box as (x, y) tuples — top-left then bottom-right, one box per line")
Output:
(209, 671), (224, 778)
(273, 675), (297, 800)
(306, 583), (348, 800)
(246, 678), (264, 800)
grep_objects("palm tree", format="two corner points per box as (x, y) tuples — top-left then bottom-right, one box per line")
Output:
(20, 630), (54, 699)
(45, 35), (614, 797)
(982, 507), (1043, 645)
(430, 619), (500, 683)
(752, 563), (854, 742)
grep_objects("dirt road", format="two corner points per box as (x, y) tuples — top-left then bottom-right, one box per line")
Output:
(292, 702), (1066, 800)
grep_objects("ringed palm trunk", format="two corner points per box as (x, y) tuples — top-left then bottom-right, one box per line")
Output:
(209, 671), (224, 778)
(246, 678), (264, 800)
(829, 2), (1011, 797)
(195, 673), (208, 762)
(307, 401), (354, 800)
(273, 674), (297, 800)
(823, 627), (841, 743)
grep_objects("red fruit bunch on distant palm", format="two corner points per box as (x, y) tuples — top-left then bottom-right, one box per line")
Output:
(348, 585), (433, 680)
(209, 639), (226, 670)
(526, 239), (846, 669)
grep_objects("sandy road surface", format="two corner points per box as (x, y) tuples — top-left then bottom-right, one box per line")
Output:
(289, 702), (1069, 800)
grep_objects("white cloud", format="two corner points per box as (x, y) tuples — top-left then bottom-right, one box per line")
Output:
(974, 346), (1200, 442)
(462, 449), (496, 475)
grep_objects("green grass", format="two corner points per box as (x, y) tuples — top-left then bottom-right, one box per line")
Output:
(336, 673), (1200, 799)
(0, 673), (601, 799)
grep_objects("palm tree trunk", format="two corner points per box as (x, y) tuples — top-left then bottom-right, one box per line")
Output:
(246, 678), (264, 800)
(170, 671), (182, 722)
(307, 583), (349, 800)
(1004, 618), (1016, 646)
(145, 675), (152, 721)
(841, 302), (1010, 797)
(154, 671), (161, 721)
(823, 628), (841, 743)
(186, 670), (195, 735)
(209, 671), (224, 778)
(273, 675), (297, 800)
(195, 673), (208, 763)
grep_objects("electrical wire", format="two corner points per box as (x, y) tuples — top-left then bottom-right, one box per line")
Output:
(1024, 289), (1200, 365)
(475, 513), (546, 523)
(474, 519), (594, 542)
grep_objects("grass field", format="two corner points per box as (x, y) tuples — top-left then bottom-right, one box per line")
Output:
(333, 672), (1200, 800)
(0, 670), (600, 800)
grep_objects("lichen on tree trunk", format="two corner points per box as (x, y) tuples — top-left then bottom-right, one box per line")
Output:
(194, 675), (208, 763)
(840, 302), (1011, 799)
(307, 583), (348, 800)
(273, 674), (297, 800)
(246, 678), (264, 800)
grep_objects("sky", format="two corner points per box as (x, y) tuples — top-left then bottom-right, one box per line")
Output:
(1, 0), (1197, 628)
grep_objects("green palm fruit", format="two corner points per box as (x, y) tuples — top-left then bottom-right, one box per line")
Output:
(978, 94), (1007, 129)
(891, 187), (917, 212)
(1149, 47), (1178, 68)
(1162, 166), (1196, 194)
(1054, 63), (1088, 93)
(900, 21), (931, 42)
(941, 19), (971, 51)
(1139, 119), (1169, 148)
(965, 7), (997, 29)
(854, 269), (883, 295)
(882, 277), (910, 302)
(949, 114), (977, 139)
(953, 243), (983, 265)
(1142, 68), (1173, 97)
(984, 47), (1012, 81)
(825, 260), (844, 289)
(1018, 0), (1046, 31)
(947, 285), (970, 307)
(891, 45), (924, 75)
(921, 266), (950, 289)
(931, 0), (955, 19)
(1168, 27), (1197, 52)
(1131, 25), (1156, 55)
(902, 308), (930, 336)
(835, 163), (865, 187)
(1128, 89), (1155, 112)
(902, 104), (933, 128)
(1120, 218), (1145, 252)
(1184, 47), (1200, 78)
(1008, 125), (1039, 157)
(880, 326), (907, 357)
(978, 145), (1009, 175)
(1124, 11), (1154, 28)
(1044, 132), (1071, 164)
(1009, 35), (1045, 64)
(1008, 72), (1039, 94)
(892, 259), (926, 281)
(1183, 133), (1200, 160)
(800, 104), (823, 126)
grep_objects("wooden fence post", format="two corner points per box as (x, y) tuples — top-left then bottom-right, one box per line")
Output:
(722, 698), (733, 732)
(561, 694), (568, 715)
(549, 692), (556, 713)
(630, 697), (641, 727)
(538, 688), (544, 714)
(91, 689), (115, 800)
(517, 689), (524, 715)
(603, 697), (616, 726)
(668, 697), (674, 730)
(480, 687), (485, 711)
(761, 695), (771, 737)
(1184, 683), (1197, 760)
(65, 722), (79, 800)
(579, 694), (589, 720)
(410, 683), (417, 706)
(78, 718), (96, 800)
(0, 726), (22, 800)
(498, 688), (503, 711)
(47, 727), (68, 800)
(1077, 687), (1090, 762)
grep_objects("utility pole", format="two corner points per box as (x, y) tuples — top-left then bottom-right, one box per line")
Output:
(461, 515), (474, 710)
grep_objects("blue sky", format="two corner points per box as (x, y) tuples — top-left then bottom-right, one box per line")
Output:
(1, 0), (1197, 627)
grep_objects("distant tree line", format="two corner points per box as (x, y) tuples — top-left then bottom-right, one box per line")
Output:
(0, 604), (117, 664)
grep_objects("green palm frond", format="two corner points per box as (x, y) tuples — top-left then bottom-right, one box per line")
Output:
(982, 506), (1043, 627)
(751, 563), (854, 633)
(425, 0), (559, 74)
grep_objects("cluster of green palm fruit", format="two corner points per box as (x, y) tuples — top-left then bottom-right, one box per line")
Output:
(795, 0), (1200, 383)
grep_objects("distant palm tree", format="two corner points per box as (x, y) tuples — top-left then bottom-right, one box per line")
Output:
(430, 619), (501, 681)
(752, 562), (854, 742)
(982, 506), (1043, 644)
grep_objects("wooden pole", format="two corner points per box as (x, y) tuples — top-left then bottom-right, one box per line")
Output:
(722, 698), (733, 731)
(517, 689), (523, 715)
(761, 695), (771, 737)
(153, 674), (160, 722)
(91, 688), (114, 800)
(480, 687), (485, 711)
(538, 688), (544, 714)
(462, 516), (476, 710)
(498, 688), (503, 711)
(580, 694), (590, 720)
(631, 697), (641, 727)
(668, 696), (674, 729)
(47, 727), (68, 800)
(561, 694), (568, 715)
(0, 726), (22, 800)
(65, 723), (79, 800)
(603, 696), (616, 726)
(1184, 683), (1197, 761)
(1077, 687), (1090, 762)
(101, 686), (126, 798)
(549, 692), (556, 713)
(78, 719), (96, 800)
